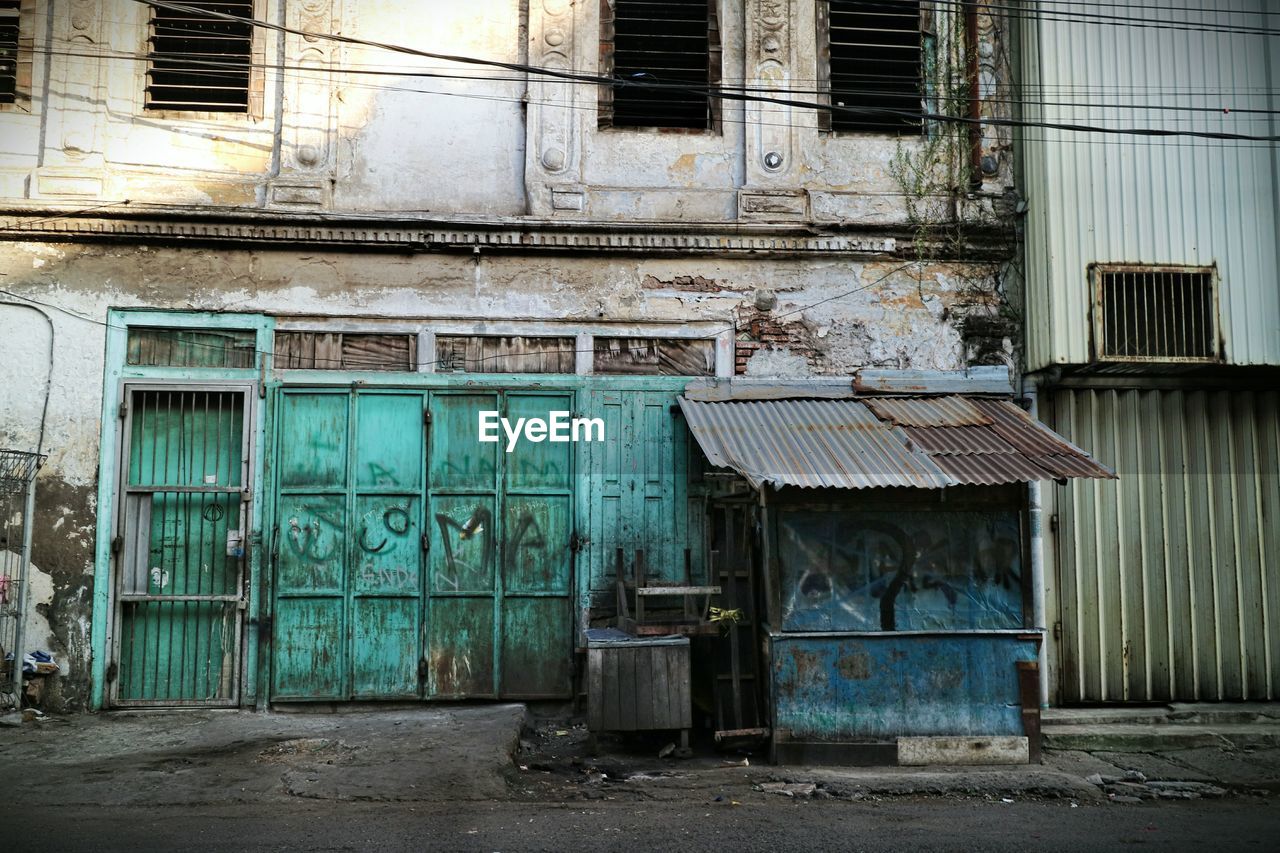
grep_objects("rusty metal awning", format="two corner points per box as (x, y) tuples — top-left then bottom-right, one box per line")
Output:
(677, 395), (1115, 490)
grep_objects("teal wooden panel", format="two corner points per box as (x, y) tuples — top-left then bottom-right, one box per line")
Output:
(430, 393), (498, 490)
(144, 492), (240, 596)
(353, 496), (421, 595)
(278, 393), (348, 489)
(356, 393), (423, 489)
(427, 597), (495, 697)
(276, 495), (346, 594)
(351, 597), (419, 698)
(272, 597), (344, 699)
(505, 393), (573, 490)
(501, 597), (571, 697)
(503, 495), (571, 594)
(429, 495), (496, 594)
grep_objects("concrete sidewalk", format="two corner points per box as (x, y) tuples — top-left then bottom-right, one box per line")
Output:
(0, 705), (526, 806)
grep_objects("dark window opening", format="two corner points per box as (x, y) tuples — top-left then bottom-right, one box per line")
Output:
(599, 0), (720, 130)
(275, 332), (417, 372)
(127, 327), (257, 368)
(593, 337), (714, 375)
(819, 0), (924, 134)
(0, 1), (20, 105)
(1096, 267), (1218, 362)
(435, 335), (576, 374)
(146, 1), (253, 112)
(778, 508), (1024, 632)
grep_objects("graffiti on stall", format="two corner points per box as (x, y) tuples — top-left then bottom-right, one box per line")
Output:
(366, 462), (401, 486)
(434, 506), (494, 590)
(781, 511), (1023, 632)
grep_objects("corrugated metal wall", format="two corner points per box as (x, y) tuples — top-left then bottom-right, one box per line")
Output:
(1020, 0), (1280, 369)
(1050, 388), (1280, 703)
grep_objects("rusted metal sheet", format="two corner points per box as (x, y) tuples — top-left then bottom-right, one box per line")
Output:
(864, 396), (992, 428)
(678, 396), (1112, 490)
(677, 398), (953, 490)
(770, 633), (1039, 741)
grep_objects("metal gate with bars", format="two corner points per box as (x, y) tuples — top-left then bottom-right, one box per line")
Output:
(109, 385), (252, 706)
(1, 449), (43, 710)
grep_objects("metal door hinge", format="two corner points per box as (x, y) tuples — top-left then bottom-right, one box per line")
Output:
(118, 401), (128, 419)
(1053, 620), (1063, 641)
(423, 410), (432, 427)
(1050, 513), (1059, 532)
(417, 658), (429, 681)
(110, 535), (123, 556)
(421, 532), (431, 552)
(569, 532), (586, 554)
(104, 661), (118, 683)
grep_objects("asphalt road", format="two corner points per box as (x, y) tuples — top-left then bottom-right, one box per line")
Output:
(8, 798), (1279, 853)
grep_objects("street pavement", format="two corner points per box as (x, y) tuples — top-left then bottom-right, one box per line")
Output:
(1, 705), (1278, 851)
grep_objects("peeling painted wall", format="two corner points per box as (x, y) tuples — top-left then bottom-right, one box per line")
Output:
(0, 0), (1020, 710)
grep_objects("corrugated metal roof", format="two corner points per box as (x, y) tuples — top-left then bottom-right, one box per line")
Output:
(679, 395), (1115, 490)
(676, 398), (953, 490)
(864, 396), (992, 427)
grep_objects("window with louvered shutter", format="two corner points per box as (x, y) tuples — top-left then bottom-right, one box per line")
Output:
(0, 1), (20, 105)
(146, 1), (254, 112)
(600, 0), (720, 130)
(818, 0), (924, 134)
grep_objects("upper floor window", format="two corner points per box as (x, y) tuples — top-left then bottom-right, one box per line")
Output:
(818, 0), (925, 134)
(599, 0), (721, 131)
(1, 0), (22, 105)
(146, 1), (254, 112)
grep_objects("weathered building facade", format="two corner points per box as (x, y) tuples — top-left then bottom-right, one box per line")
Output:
(0, 0), (1097, 754)
(1018, 0), (1280, 704)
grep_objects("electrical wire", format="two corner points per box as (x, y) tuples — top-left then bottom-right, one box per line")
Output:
(116, 0), (1280, 142)
(0, 297), (55, 456)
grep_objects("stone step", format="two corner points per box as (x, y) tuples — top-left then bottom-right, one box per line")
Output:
(1042, 723), (1280, 753)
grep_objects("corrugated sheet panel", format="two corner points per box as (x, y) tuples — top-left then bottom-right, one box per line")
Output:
(1021, 0), (1280, 369)
(677, 398), (953, 490)
(679, 396), (1113, 490)
(1050, 388), (1280, 703)
(863, 396), (991, 427)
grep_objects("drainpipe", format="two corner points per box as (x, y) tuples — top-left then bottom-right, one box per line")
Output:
(964, 1), (983, 191)
(1024, 381), (1049, 709)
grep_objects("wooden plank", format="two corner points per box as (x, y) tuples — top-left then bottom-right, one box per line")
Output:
(587, 648), (603, 731)
(674, 644), (692, 728)
(634, 646), (655, 731)
(603, 646), (621, 730)
(618, 647), (637, 730)
(650, 644), (671, 728)
(636, 585), (721, 596)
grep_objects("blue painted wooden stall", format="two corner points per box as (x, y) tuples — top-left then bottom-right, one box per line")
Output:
(770, 632), (1039, 742)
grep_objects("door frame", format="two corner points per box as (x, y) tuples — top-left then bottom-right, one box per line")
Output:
(105, 380), (258, 708)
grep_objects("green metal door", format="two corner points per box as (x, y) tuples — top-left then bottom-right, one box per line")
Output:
(426, 391), (574, 698)
(271, 389), (425, 700)
(583, 388), (698, 592)
(270, 386), (573, 701)
(112, 386), (250, 706)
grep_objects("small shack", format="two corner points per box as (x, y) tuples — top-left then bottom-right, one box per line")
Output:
(677, 371), (1114, 765)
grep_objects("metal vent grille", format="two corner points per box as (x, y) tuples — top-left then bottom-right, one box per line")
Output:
(600, 0), (717, 130)
(819, 0), (923, 134)
(0, 1), (19, 105)
(1096, 267), (1219, 362)
(146, 1), (253, 112)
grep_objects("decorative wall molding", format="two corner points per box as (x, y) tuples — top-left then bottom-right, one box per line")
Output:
(526, 0), (585, 214)
(0, 213), (907, 257)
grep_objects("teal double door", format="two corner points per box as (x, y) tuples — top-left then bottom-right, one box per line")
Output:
(269, 388), (574, 700)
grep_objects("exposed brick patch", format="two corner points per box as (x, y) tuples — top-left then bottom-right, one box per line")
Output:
(641, 274), (729, 292)
(734, 310), (822, 375)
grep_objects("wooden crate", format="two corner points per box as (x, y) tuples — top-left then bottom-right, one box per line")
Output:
(586, 632), (691, 732)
